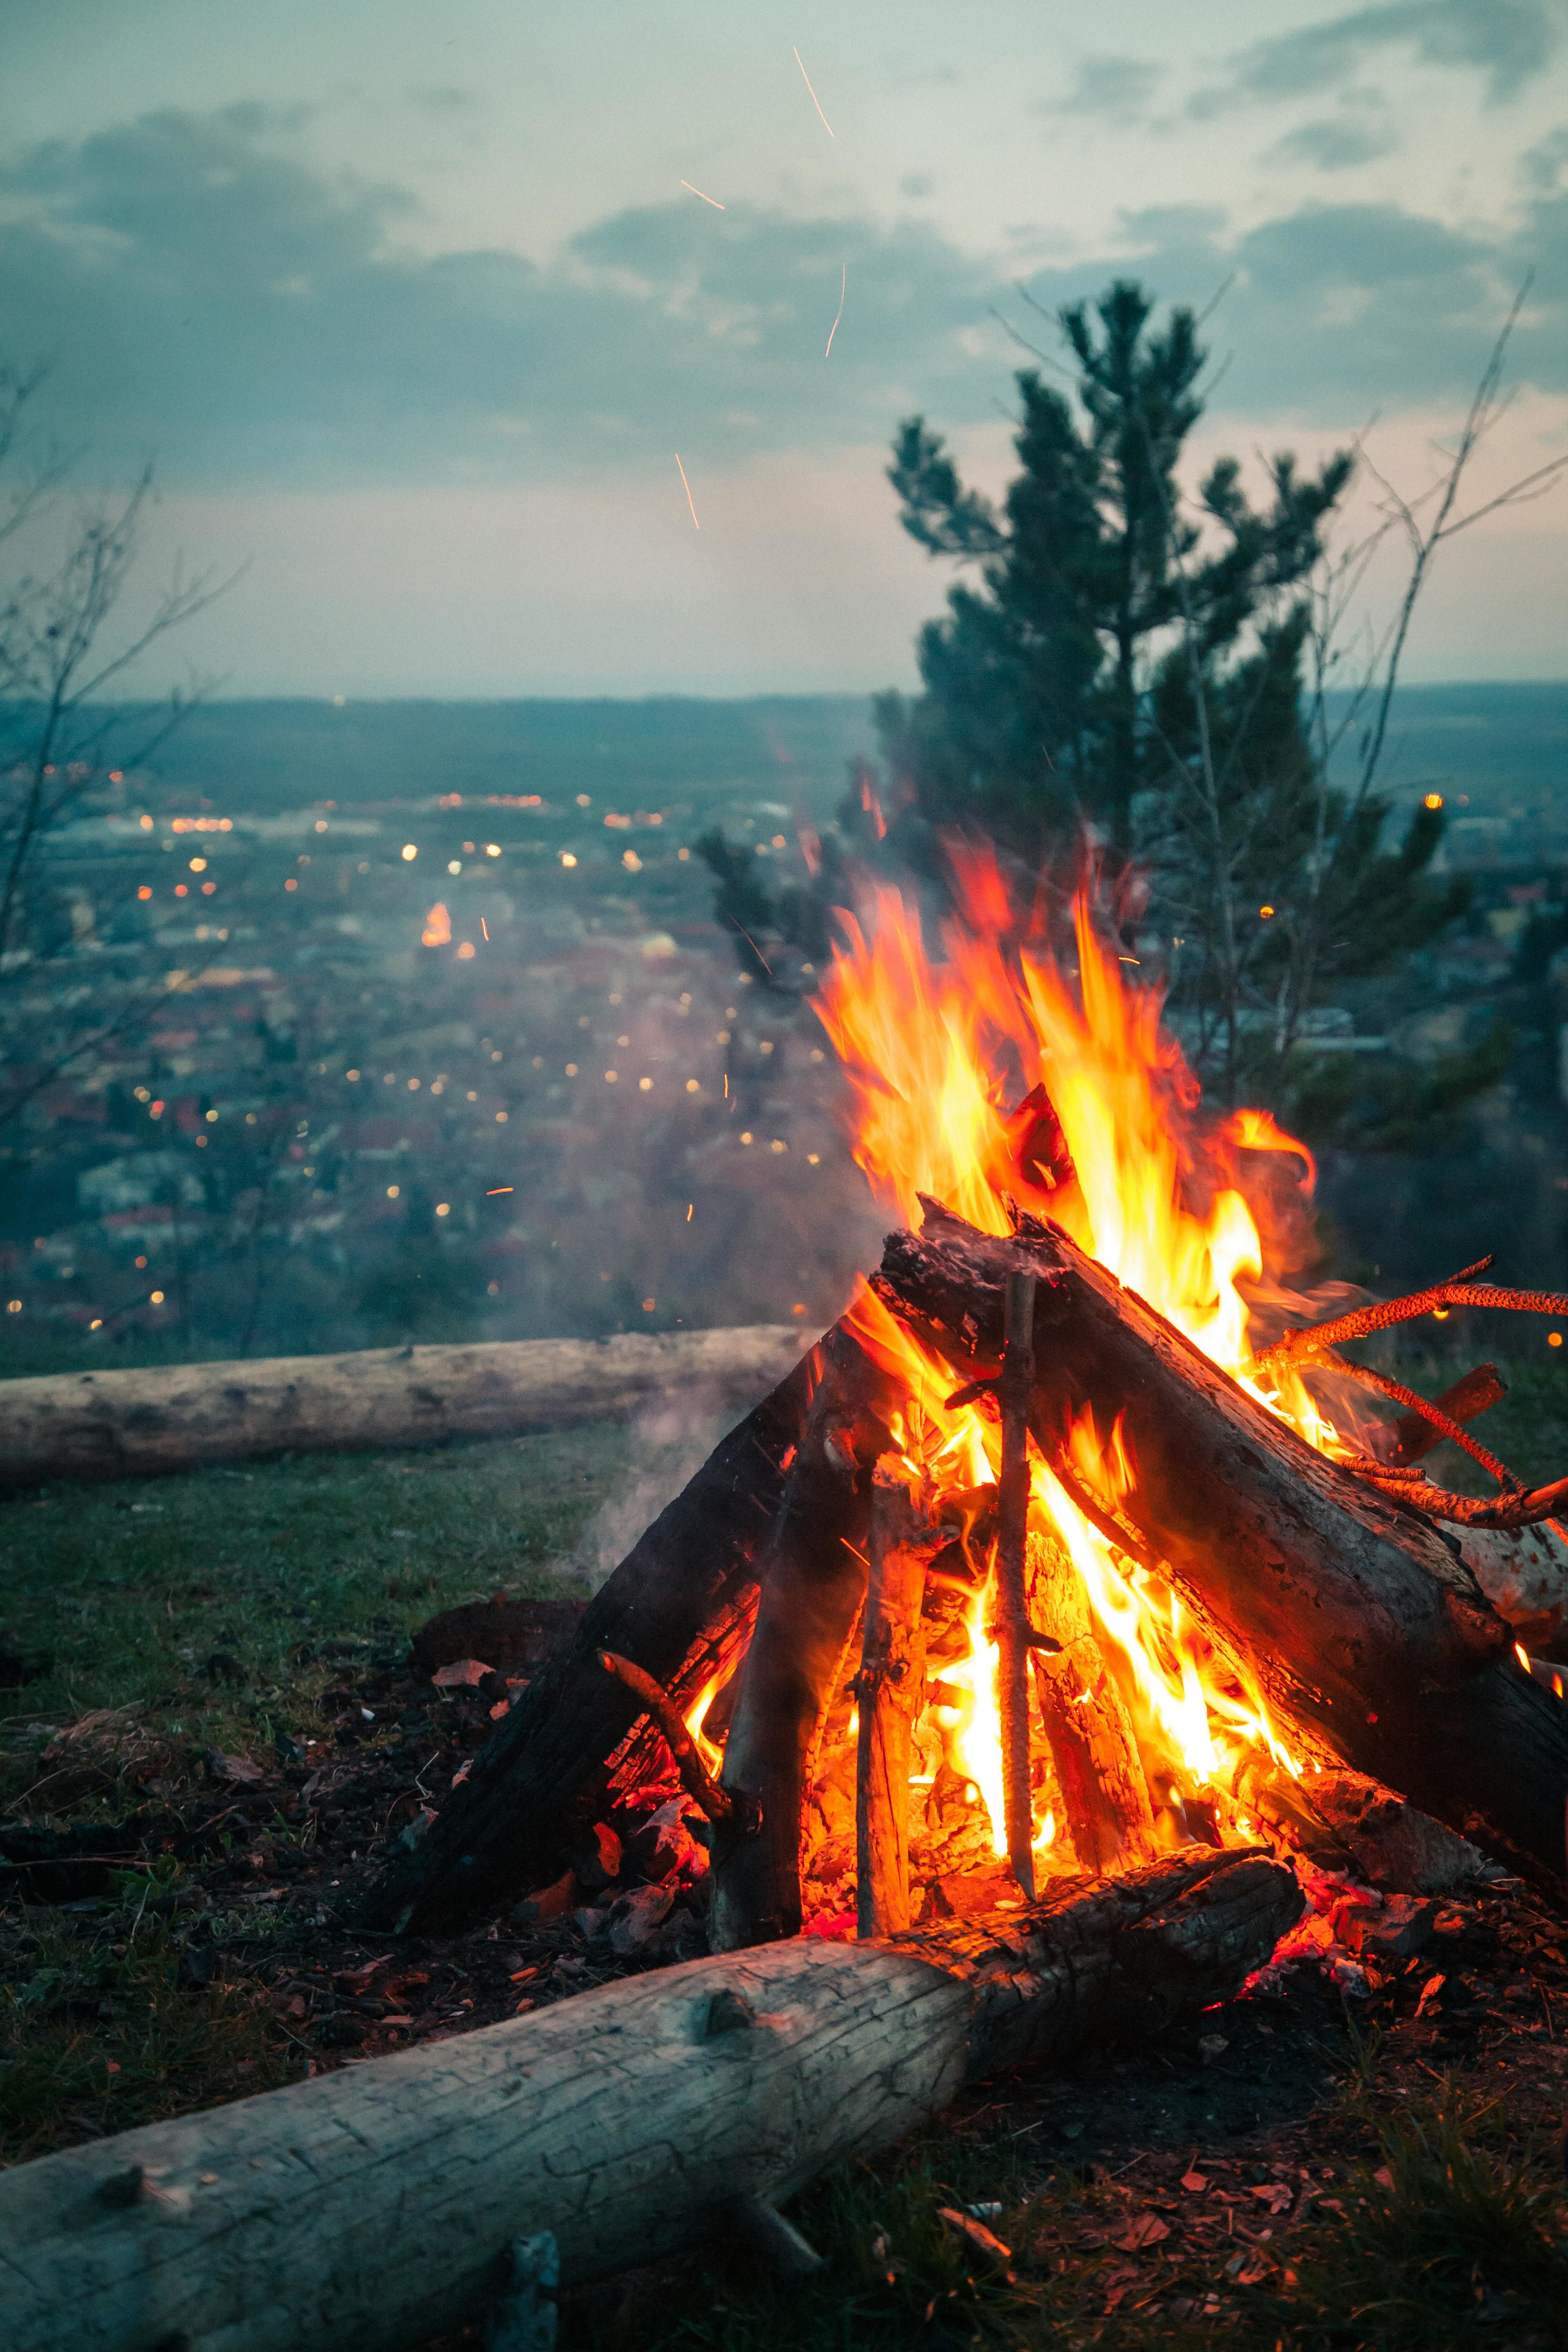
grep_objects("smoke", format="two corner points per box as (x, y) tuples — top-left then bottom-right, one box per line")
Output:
(556, 1391), (744, 1593)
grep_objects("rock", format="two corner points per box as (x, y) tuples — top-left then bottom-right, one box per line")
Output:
(606, 1884), (675, 1955)
(205, 1749), (266, 1786)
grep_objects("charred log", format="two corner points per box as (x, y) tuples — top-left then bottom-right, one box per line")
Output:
(362, 1349), (817, 1934)
(709, 1331), (892, 1951)
(874, 1201), (1568, 1882)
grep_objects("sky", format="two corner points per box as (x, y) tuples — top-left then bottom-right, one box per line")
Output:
(2, 0), (1565, 696)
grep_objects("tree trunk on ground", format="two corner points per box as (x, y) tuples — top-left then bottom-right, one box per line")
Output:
(0, 1328), (811, 1488)
(709, 1331), (892, 1951)
(0, 1850), (1299, 2352)
(875, 1202), (1568, 1882)
(362, 1349), (818, 1934)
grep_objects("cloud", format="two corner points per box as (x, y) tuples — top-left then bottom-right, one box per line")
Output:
(1039, 55), (1162, 126)
(1011, 198), (1568, 416)
(1264, 116), (1404, 170)
(0, 108), (988, 487)
(1, 103), (1562, 502)
(405, 85), (480, 115)
(1190, 0), (1561, 118)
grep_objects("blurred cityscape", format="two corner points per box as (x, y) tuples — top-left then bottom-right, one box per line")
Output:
(1, 682), (1565, 1374)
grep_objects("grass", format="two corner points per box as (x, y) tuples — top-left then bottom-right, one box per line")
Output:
(1355, 1346), (1568, 1495)
(0, 1425), (627, 1806)
(569, 2080), (1568, 2352)
(0, 1420), (675, 2162)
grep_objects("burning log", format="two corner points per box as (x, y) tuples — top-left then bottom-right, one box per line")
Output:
(994, 1270), (1039, 1896)
(710, 1330), (893, 1952)
(1, 1850), (1299, 2352)
(362, 1349), (816, 1934)
(855, 1464), (944, 1937)
(1026, 1529), (1157, 1875)
(874, 1201), (1568, 1881)
(0, 1327), (811, 1489)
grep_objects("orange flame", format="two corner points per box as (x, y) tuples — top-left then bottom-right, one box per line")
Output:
(814, 853), (1316, 1851)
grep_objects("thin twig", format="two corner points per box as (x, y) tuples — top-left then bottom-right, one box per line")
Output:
(596, 1651), (758, 1832)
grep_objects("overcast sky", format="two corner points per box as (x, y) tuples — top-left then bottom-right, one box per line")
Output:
(3, 0), (1565, 695)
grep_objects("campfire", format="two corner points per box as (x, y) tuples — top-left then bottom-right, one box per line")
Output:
(369, 856), (1568, 1951)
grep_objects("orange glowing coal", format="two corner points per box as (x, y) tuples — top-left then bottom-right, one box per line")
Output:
(812, 854), (1318, 1850)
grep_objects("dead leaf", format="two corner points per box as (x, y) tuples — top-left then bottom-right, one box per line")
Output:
(1198, 2032), (1229, 2063)
(1115, 2212), (1171, 2251)
(1181, 2170), (1208, 2193)
(431, 1657), (493, 1689)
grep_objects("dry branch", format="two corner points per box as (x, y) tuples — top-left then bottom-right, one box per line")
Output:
(1, 1850), (1299, 2352)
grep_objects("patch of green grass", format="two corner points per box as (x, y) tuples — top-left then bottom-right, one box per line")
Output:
(0, 1860), (298, 2161)
(1365, 1349), (1568, 1494)
(1262, 2086), (1568, 2350)
(583, 2122), (1050, 2351)
(0, 1427), (624, 1811)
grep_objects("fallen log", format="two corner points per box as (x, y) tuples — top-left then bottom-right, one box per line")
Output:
(0, 1326), (810, 1488)
(363, 1346), (817, 1934)
(0, 1849), (1299, 2352)
(874, 1201), (1568, 1881)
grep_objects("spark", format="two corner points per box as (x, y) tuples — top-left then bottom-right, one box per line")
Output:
(686, 1203), (694, 1221)
(486, 1187), (513, 1196)
(675, 453), (701, 530)
(680, 179), (725, 210)
(792, 46), (833, 136)
(480, 917), (489, 941)
(825, 263), (845, 359)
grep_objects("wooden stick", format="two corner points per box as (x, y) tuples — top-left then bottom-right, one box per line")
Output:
(995, 1271), (1037, 1898)
(1385, 1362), (1505, 1465)
(595, 1653), (758, 1833)
(0, 1849), (1300, 2352)
(1025, 1529), (1157, 1875)
(854, 1464), (934, 1938)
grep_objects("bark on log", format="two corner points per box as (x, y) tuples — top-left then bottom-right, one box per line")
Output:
(1025, 1529), (1157, 1876)
(709, 1330), (892, 1951)
(0, 1849), (1299, 2352)
(0, 1328), (811, 1488)
(362, 1348), (817, 1934)
(875, 1202), (1568, 1882)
